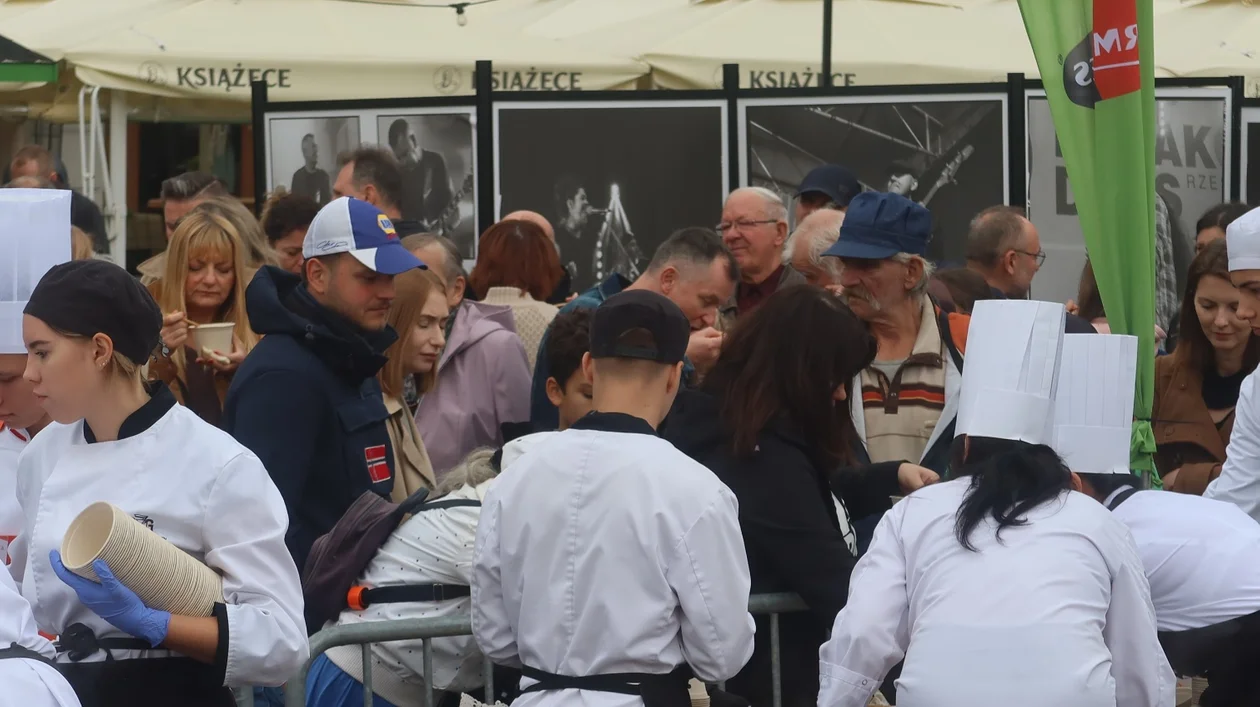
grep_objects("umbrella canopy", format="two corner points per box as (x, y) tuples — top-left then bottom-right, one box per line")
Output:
(1153, 0), (1260, 95)
(54, 0), (648, 102)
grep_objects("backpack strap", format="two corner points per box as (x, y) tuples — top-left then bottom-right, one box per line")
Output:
(350, 583), (472, 609)
(935, 306), (968, 371)
(418, 499), (482, 511)
(396, 487), (432, 516)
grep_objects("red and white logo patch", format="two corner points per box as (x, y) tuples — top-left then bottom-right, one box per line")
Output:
(365, 445), (390, 483)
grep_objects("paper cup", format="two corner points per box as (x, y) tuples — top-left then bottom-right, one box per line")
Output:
(61, 502), (223, 617)
(190, 322), (235, 354)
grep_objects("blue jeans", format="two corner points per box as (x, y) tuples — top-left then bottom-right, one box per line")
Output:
(305, 654), (400, 707)
(253, 686), (286, 707)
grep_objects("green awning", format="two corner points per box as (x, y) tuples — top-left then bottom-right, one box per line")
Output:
(0, 33), (57, 83)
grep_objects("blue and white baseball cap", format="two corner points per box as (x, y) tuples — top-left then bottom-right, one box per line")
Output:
(303, 197), (425, 275)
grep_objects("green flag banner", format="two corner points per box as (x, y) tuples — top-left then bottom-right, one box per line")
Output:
(1017, 0), (1158, 482)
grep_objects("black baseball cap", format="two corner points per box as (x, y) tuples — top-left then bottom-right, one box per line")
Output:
(796, 164), (862, 208)
(590, 290), (690, 365)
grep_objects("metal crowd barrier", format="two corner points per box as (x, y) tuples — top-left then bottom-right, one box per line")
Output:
(257, 592), (808, 707)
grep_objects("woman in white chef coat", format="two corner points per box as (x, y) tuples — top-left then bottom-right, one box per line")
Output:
(8, 259), (308, 707)
(817, 300), (1175, 707)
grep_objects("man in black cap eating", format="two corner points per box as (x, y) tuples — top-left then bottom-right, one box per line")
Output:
(472, 290), (755, 707)
(794, 164), (862, 227)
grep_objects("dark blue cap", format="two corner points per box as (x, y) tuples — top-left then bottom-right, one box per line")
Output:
(824, 191), (932, 260)
(796, 164), (861, 208)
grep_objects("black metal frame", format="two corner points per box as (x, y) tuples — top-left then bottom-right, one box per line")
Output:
(250, 65), (1251, 232)
(1021, 75), (1244, 202)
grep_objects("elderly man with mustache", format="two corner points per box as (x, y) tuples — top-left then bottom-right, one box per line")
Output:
(822, 192), (970, 480)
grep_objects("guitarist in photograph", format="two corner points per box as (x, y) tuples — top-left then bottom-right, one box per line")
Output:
(388, 118), (455, 231)
(886, 146), (975, 262)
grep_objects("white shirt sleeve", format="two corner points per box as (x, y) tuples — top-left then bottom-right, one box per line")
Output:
(204, 452), (309, 687)
(471, 486), (520, 668)
(1205, 372), (1260, 521)
(818, 505), (909, 707)
(1101, 522), (1177, 707)
(665, 489), (755, 683)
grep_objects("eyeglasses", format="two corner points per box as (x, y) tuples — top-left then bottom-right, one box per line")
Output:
(716, 219), (778, 233)
(1016, 249), (1047, 266)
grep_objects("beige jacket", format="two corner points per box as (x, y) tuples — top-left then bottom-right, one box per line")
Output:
(481, 286), (559, 374)
(384, 395), (436, 501)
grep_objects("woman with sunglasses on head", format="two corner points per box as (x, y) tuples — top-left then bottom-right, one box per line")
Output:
(8, 260), (307, 707)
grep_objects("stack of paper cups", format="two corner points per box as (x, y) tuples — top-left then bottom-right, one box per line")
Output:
(60, 502), (223, 617)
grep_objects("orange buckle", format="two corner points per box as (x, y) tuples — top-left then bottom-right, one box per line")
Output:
(347, 585), (369, 611)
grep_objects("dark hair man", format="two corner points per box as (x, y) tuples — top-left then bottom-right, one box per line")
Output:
(222, 196), (424, 624)
(529, 226), (739, 429)
(9, 145), (109, 254)
(473, 290), (756, 705)
(291, 134), (332, 205)
(333, 146), (425, 238)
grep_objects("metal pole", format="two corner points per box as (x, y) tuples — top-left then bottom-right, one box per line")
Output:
(821, 0), (833, 87)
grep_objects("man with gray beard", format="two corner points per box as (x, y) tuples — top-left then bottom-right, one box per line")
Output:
(821, 192), (969, 478)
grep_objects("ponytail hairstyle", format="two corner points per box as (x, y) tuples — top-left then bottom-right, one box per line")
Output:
(950, 435), (1073, 551)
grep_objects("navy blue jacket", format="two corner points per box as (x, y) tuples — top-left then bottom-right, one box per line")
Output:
(222, 266), (397, 576)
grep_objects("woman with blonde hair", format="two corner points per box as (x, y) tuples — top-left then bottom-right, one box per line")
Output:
(149, 208), (259, 426)
(192, 196), (277, 274)
(378, 268), (450, 499)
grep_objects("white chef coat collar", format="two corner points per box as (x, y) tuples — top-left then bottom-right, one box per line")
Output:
(82, 381), (176, 444)
(568, 411), (658, 437)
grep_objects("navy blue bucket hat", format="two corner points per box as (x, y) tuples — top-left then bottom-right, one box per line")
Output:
(823, 191), (932, 260)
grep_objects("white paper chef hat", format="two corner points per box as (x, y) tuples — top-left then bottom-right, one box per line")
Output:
(0, 189), (72, 354)
(1051, 334), (1137, 474)
(955, 299), (1066, 445)
(1226, 206), (1260, 271)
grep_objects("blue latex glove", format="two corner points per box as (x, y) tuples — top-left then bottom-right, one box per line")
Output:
(49, 550), (171, 647)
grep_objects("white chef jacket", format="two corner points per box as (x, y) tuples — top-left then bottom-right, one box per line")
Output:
(7, 396), (309, 687)
(818, 479), (1175, 707)
(0, 424), (29, 564)
(472, 414), (756, 707)
(326, 479), (493, 707)
(0, 562), (80, 707)
(1206, 371), (1260, 521)
(1107, 488), (1260, 631)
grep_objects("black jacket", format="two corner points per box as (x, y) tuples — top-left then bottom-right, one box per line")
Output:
(660, 389), (902, 707)
(222, 267), (398, 590)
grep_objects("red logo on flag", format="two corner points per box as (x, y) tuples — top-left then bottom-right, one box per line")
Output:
(365, 445), (390, 483)
(1092, 0), (1140, 100)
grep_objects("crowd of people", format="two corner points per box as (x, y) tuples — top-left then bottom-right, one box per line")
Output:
(2, 142), (1260, 707)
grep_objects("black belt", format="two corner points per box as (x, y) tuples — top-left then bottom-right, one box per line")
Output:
(520, 664), (692, 707)
(0, 641), (57, 667)
(55, 623), (152, 663)
(1159, 607), (1260, 677)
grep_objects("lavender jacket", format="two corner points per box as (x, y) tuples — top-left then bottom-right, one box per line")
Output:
(415, 298), (531, 478)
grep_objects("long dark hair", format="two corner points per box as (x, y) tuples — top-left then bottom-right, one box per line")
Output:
(1076, 259), (1105, 322)
(1173, 239), (1260, 374)
(702, 285), (876, 464)
(949, 436), (1073, 551)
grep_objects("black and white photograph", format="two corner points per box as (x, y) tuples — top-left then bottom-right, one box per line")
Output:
(740, 95), (1008, 263)
(1245, 107), (1259, 206)
(266, 114), (361, 206)
(376, 112), (477, 258)
(1027, 91), (1230, 322)
(496, 101), (727, 292)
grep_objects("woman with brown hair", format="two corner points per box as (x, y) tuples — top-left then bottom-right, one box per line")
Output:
(378, 268), (449, 499)
(149, 208), (260, 426)
(1153, 239), (1260, 494)
(661, 284), (938, 707)
(470, 220), (563, 373)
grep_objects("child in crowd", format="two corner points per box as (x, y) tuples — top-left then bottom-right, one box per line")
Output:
(541, 309), (595, 430)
